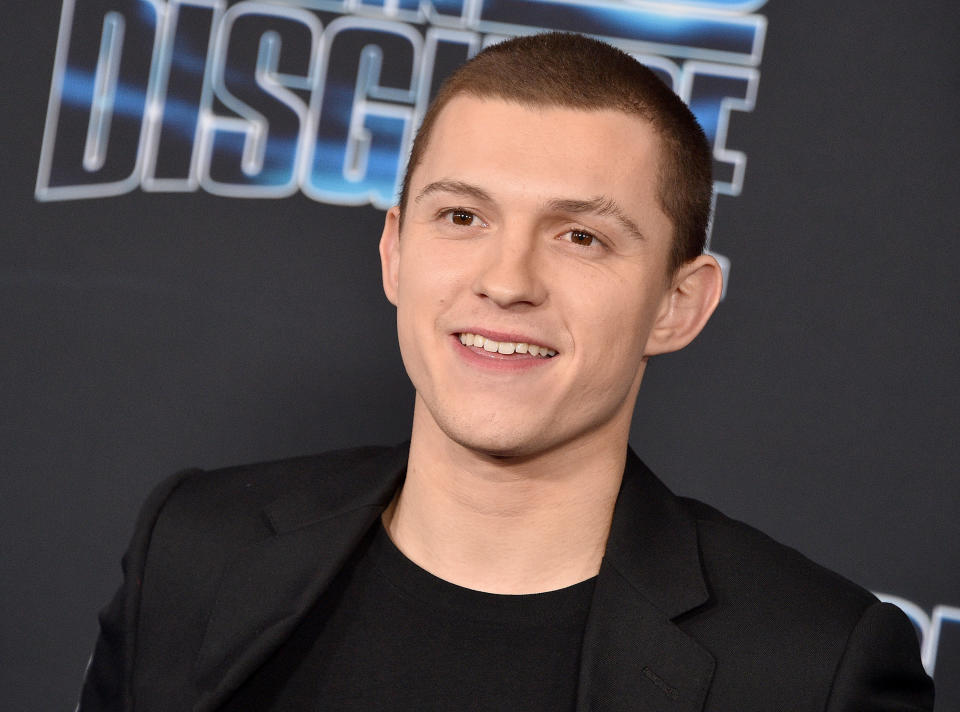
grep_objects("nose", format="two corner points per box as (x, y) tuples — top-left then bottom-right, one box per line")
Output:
(471, 227), (547, 308)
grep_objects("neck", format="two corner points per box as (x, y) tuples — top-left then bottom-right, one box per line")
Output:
(382, 399), (629, 594)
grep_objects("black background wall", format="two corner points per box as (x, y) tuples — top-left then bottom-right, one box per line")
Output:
(2, 1), (958, 709)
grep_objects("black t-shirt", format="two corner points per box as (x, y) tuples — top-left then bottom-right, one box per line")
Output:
(224, 522), (596, 710)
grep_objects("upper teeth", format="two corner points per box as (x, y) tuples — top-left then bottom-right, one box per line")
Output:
(459, 332), (556, 357)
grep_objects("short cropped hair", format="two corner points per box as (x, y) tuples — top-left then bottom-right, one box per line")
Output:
(398, 32), (713, 273)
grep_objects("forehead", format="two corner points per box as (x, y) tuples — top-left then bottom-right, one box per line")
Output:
(411, 96), (667, 219)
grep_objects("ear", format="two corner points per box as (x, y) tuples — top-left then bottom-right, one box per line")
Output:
(644, 254), (723, 356)
(379, 206), (402, 306)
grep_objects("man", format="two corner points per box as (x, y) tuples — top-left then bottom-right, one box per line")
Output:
(79, 33), (933, 711)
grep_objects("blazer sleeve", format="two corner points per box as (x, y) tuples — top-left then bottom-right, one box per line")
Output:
(76, 468), (200, 712)
(825, 601), (934, 712)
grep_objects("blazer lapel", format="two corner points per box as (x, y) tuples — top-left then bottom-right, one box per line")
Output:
(191, 445), (409, 712)
(576, 450), (715, 711)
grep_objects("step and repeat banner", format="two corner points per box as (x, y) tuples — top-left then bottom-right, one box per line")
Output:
(3, 1), (957, 708)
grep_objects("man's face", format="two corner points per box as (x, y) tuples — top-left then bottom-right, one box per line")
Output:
(381, 96), (681, 458)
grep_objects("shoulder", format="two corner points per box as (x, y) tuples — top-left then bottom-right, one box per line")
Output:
(676, 496), (933, 708)
(151, 444), (402, 531)
(136, 443), (407, 614)
(78, 445), (407, 709)
(679, 495), (877, 619)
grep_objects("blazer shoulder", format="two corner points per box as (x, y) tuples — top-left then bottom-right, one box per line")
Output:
(675, 497), (932, 709)
(679, 495), (877, 620)
(135, 443), (408, 610)
(152, 443), (406, 534)
(101, 444), (406, 709)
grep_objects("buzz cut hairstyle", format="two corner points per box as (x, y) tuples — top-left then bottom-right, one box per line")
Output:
(398, 32), (714, 274)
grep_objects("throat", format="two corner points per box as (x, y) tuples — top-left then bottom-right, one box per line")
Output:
(382, 462), (618, 594)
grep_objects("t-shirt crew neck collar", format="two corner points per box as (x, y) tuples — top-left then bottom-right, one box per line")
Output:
(370, 521), (597, 625)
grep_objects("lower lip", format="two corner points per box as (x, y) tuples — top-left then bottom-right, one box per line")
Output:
(451, 335), (557, 372)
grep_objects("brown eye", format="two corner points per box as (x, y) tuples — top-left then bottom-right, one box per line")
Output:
(450, 210), (474, 226)
(568, 230), (595, 247)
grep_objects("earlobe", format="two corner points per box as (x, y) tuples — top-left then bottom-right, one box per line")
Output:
(379, 206), (402, 306)
(644, 254), (723, 356)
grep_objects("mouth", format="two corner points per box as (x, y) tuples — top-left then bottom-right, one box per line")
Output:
(457, 332), (557, 358)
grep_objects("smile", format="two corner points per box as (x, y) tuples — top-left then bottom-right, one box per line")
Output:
(458, 332), (557, 357)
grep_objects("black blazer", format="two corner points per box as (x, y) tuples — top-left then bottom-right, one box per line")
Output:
(78, 444), (933, 711)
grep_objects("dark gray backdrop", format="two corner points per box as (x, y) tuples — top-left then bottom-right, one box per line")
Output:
(3, 1), (958, 709)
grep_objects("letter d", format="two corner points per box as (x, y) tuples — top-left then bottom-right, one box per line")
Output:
(36, 0), (162, 200)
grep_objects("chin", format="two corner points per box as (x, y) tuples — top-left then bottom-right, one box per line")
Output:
(437, 415), (548, 461)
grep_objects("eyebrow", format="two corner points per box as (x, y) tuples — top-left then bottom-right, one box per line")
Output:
(414, 179), (493, 204)
(547, 196), (646, 242)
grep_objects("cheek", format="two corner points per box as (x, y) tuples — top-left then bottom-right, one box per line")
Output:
(402, 238), (454, 283)
(395, 247), (463, 344)
(399, 246), (469, 311)
(572, 284), (662, 363)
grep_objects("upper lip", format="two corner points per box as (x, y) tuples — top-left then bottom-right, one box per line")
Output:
(455, 328), (557, 351)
